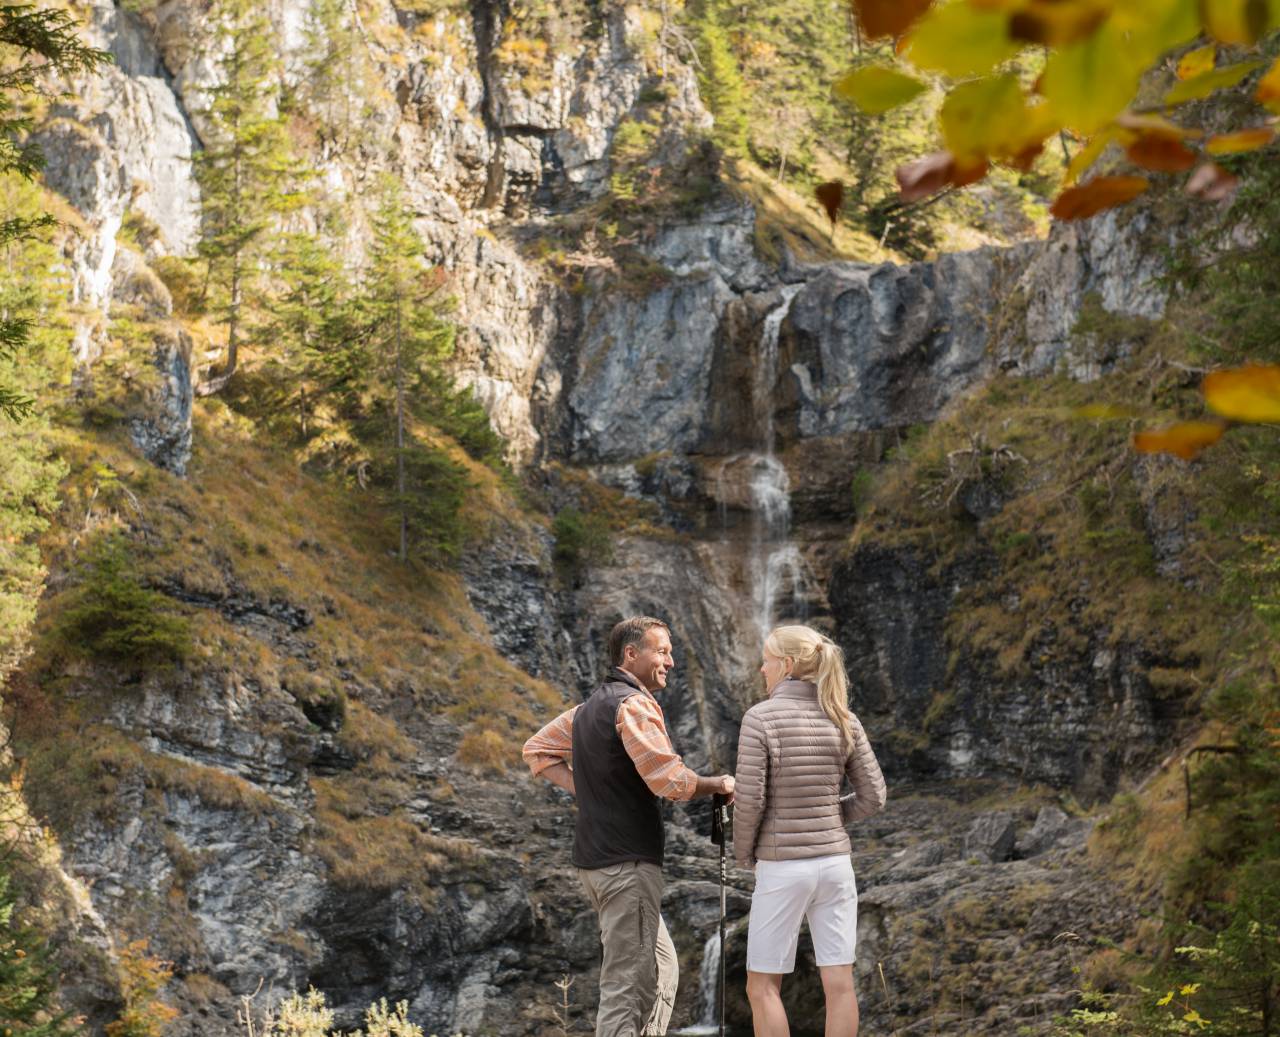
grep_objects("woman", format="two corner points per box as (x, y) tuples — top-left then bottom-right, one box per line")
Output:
(732, 625), (887, 1037)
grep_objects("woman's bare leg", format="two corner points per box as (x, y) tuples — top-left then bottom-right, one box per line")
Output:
(746, 971), (789, 1037)
(819, 965), (858, 1037)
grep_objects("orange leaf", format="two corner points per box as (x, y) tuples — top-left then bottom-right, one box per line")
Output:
(895, 152), (987, 202)
(1050, 175), (1150, 220)
(1185, 161), (1240, 200)
(1133, 421), (1226, 460)
(1114, 112), (1201, 141)
(1176, 44), (1216, 80)
(1205, 126), (1276, 154)
(1203, 364), (1280, 422)
(815, 181), (845, 224)
(853, 0), (933, 39)
(1258, 57), (1280, 112)
(1126, 135), (1199, 171)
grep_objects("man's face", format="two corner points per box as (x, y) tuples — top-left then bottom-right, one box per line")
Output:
(622, 626), (675, 692)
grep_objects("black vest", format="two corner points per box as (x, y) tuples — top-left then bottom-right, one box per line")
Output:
(571, 669), (665, 869)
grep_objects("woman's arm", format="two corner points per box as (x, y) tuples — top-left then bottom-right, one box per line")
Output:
(732, 710), (769, 867)
(842, 714), (887, 821)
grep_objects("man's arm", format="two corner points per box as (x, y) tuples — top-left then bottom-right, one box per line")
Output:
(522, 705), (579, 797)
(616, 694), (734, 802)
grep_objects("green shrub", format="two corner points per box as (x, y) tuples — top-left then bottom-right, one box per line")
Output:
(0, 866), (79, 1037)
(552, 506), (613, 581)
(54, 534), (192, 666)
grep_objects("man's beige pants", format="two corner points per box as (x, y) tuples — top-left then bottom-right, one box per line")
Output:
(577, 861), (678, 1037)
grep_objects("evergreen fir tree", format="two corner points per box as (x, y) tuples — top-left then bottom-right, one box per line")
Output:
(0, 866), (79, 1037)
(263, 221), (361, 438)
(193, 0), (301, 396)
(358, 177), (462, 563)
(0, 3), (107, 420)
(298, 0), (374, 156)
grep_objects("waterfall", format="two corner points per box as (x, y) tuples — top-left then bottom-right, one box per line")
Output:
(747, 285), (813, 646)
(671, 932), (721, 1036)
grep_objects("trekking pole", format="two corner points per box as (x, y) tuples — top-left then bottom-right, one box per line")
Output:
(710, 792), (730, 1037)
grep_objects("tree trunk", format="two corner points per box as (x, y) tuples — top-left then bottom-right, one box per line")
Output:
(395, 294), (406, 563)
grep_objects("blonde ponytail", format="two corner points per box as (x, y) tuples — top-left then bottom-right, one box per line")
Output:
(764, 624), (855, 751)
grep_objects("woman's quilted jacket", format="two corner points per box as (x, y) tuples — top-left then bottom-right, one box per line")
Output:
(732, 678), (886, 867)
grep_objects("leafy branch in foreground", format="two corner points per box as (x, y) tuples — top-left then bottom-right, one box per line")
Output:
(836, 0), (1280, 219)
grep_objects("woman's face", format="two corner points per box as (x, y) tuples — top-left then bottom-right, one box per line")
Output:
(760, 649), (790, 693)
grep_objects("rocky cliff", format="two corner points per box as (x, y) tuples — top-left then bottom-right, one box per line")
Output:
(13, 0), (1211, 1033)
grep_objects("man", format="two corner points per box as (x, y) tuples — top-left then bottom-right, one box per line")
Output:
(523, 616), (735, 1037)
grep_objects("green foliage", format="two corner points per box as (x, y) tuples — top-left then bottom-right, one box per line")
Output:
(0, 866), (79, 1037)
(689, 0), (748, 154)
(0, 3), (107, 420)
(193, 0), (303, 390)
(54, 534), (192, 667)
(0, 174), (71, 680)
(552, 506), (613, 581)
(351, 176), (469, 563)
(294, 0), (377, 155)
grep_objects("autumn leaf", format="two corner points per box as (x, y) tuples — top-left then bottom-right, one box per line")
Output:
(1258, 57), (1280, 112)
(1009, 1), (1109, 45)
(1165, 59), (1265, 105)
(1199, 0), (1269, 44)
(833, 64), (928, 113)
(1203, 364), (1280, 422)
(852, 0), (933, 39)
(905, 3), (1019, 78)
(1042, 24), (1144, 133)
(1064, 129), (1116, 185)
(1185, 161), (1240, 200)
(1126, 135), (1198, 170)
(940, 74), (1027, 160)
(1204, 126), (1276, 154)
(815, 181), (844, 224)
(1133, 420), (1227, 460)
(1050, 175), (1150, 220)
(896, 152), (987, 201)
(1176, 43), (1216, 79)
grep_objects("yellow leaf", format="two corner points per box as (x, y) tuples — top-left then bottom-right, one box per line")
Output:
(1065, 128), (1116, 185)
(1203, 364), (1280, 422)
(1200, 0), (1268, 43)
(1177, 44), (1216, 79)
(1042, 24), (1143, 133)
(1180, 983), (1201, 996)
(1157, 991), (1176, 1006)
(940, 73), (1026, 160)
(1165, 59), (1265, 105)
(1256, 57), (1280, 113)
(1112, 0), (1201, 63)
(833, 65), (928, 114)
(1205, 126), (1276, 154)
(1133, 421), (1226, 460)
(905, 2), (1020, 78)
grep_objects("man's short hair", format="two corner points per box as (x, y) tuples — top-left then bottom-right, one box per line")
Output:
(609, 616), (670, 666)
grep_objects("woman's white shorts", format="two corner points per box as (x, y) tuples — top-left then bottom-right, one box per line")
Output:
(746, 854), (858, 974)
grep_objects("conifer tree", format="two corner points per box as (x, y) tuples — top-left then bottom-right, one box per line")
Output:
(0, 4), (107, 420)
(359, 177), (460, 563)
(299, 0), (374, 156)
(193, 0), (300, 396)
(0, 866), (78, 1037)
(263, 221), (360, 438)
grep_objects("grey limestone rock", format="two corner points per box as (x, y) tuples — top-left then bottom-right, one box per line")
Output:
(964, 811), (1017, 863)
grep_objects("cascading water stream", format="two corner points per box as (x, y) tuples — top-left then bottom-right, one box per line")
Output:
(748, 284), (812, 646)
(671, 932), (722, 1035)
